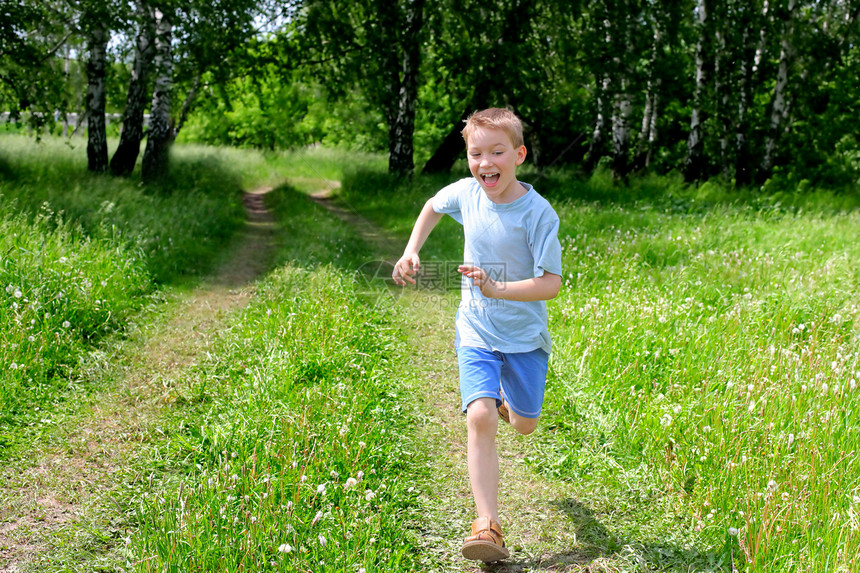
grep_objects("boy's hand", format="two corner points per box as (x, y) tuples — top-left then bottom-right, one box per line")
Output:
(458, 264), (501, 298)
(392, 254), (421, 286)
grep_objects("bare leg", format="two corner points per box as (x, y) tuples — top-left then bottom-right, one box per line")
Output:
(466, 397), (500, 522)
(508, 408), (539, 435)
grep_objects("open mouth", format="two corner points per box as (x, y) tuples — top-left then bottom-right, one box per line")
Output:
(481, 173), (500, 186)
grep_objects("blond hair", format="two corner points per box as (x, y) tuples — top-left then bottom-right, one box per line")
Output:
(461, 108), (524, 149)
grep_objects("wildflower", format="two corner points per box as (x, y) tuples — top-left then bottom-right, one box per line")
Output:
(673, 405), (682, 414)
(330, 470), (339, 480)
(278, 543), (293, 553)
(312, 510), (323, 525)
(660, 414), (673, 427)
(300, 474), (307, 482)
(702, 425), (712, 434)
(767, 480), (778, 492)
(728, 527), (739, 537)
(62, 321), (71, 328)
(318, 534), (327, 547)
(357, 470), (364, 481)
(787, 433), (795, 447)
(316, 484), (326, 495)
(13, 289), (22, 299)
(365, 490), (376, 501)
(345, 477), (358, 489)
(339, 425), (348, 437)
(358, 441), (366, 449)
(9, 363), (18, 370)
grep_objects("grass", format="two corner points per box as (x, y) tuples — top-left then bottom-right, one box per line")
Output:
(0, 134), (246, 436)
(337, 163), (860, 572)
(3, 137), (858, 571)
(127, 265), (424, 571)
(123, 183), (426, 571)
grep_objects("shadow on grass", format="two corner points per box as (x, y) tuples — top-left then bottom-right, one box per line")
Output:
(477, 498), (722, 572)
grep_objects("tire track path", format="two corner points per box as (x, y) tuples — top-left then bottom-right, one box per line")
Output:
(312, 191), (592, 572)
(0, 188), (279, 572)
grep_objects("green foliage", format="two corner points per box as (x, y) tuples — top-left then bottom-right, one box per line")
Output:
(0, 135), (247, 432)
(0, 136), (246, 283)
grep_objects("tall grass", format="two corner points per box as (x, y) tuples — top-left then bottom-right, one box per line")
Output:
(127, 187), (427, 571)
(0, 135), (247, 433)
(337, 165), (860, 572)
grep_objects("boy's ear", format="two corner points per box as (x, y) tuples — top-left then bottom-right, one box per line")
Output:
(515, 145), (527, 166)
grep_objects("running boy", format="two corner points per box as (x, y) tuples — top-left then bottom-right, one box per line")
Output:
(392, 108), (562, 562)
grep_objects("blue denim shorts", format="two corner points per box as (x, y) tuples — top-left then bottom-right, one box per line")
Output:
(457, 346), (549, 419)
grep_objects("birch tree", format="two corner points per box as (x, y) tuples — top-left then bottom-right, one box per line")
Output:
(84, 17), (109, 172)
(761, 0), (797, 176)
(684, 0), (711, 182)
(141, 4), (173, 183)
(111, 0), (155, 176)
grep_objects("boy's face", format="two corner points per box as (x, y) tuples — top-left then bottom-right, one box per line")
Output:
(466, 126), (527, 204)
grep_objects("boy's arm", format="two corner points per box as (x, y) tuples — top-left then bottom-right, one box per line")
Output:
(458, 265), (562, 301)
(392, 199), (444, 286)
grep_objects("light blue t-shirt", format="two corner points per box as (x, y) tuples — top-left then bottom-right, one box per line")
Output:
(432, 178), (563, 354)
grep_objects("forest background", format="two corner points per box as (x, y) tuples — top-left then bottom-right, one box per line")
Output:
(2, 0), (859, 190)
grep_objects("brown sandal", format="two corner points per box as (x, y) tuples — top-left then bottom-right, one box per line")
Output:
(461, 516), (510, 562)
(498, 400), (511, 424)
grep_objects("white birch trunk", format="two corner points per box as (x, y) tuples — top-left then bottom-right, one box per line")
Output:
(142, 7), (174, 183)
(86, 22), (109, 172)
(685, 0), (709, 181)
(762, 0), (796, 174)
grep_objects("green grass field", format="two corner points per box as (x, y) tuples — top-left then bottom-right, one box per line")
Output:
(1, 135), (858, 571)
(339, 165), (860, 571)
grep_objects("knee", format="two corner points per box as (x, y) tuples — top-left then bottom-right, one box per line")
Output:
(466, 398), (498, 435)
(513, 417), (539, 435)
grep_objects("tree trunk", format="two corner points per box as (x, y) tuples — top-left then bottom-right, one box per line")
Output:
(761, 0), (796, 177)
(635, 8), (664, 171)
(713, 3), (731, 179)
(585, 73), (610, 172)
(85, 22), (109, 172)
(609, 0), (635, 182)
(684, 0), (710, 182)
(388, 0), (425, 176)
(734, 4), (756, 186)
(111, 2), (156, 177)
(141, 6), (174, 184)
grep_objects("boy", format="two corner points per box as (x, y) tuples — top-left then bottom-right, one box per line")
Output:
(392, 108), (562, 562)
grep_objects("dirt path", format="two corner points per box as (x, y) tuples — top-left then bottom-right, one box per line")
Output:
(0, 188), (279, 572)
(314, 193), (591, 572)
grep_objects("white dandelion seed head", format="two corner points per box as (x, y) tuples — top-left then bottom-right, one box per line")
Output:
(312, 510), (323, 525)
(345, 477), (358, 489)
(728, 527), (739, 537)
(318, 534), (327, 547)
(365, 490), (376, 501)
(767, 479), (778, 492)
(330, 470), (339, 480)
(357, 470), (364, 480)
(316, 484), (326, 495)
(278, 543), (293, 553)
(62, 321), (71, 328)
